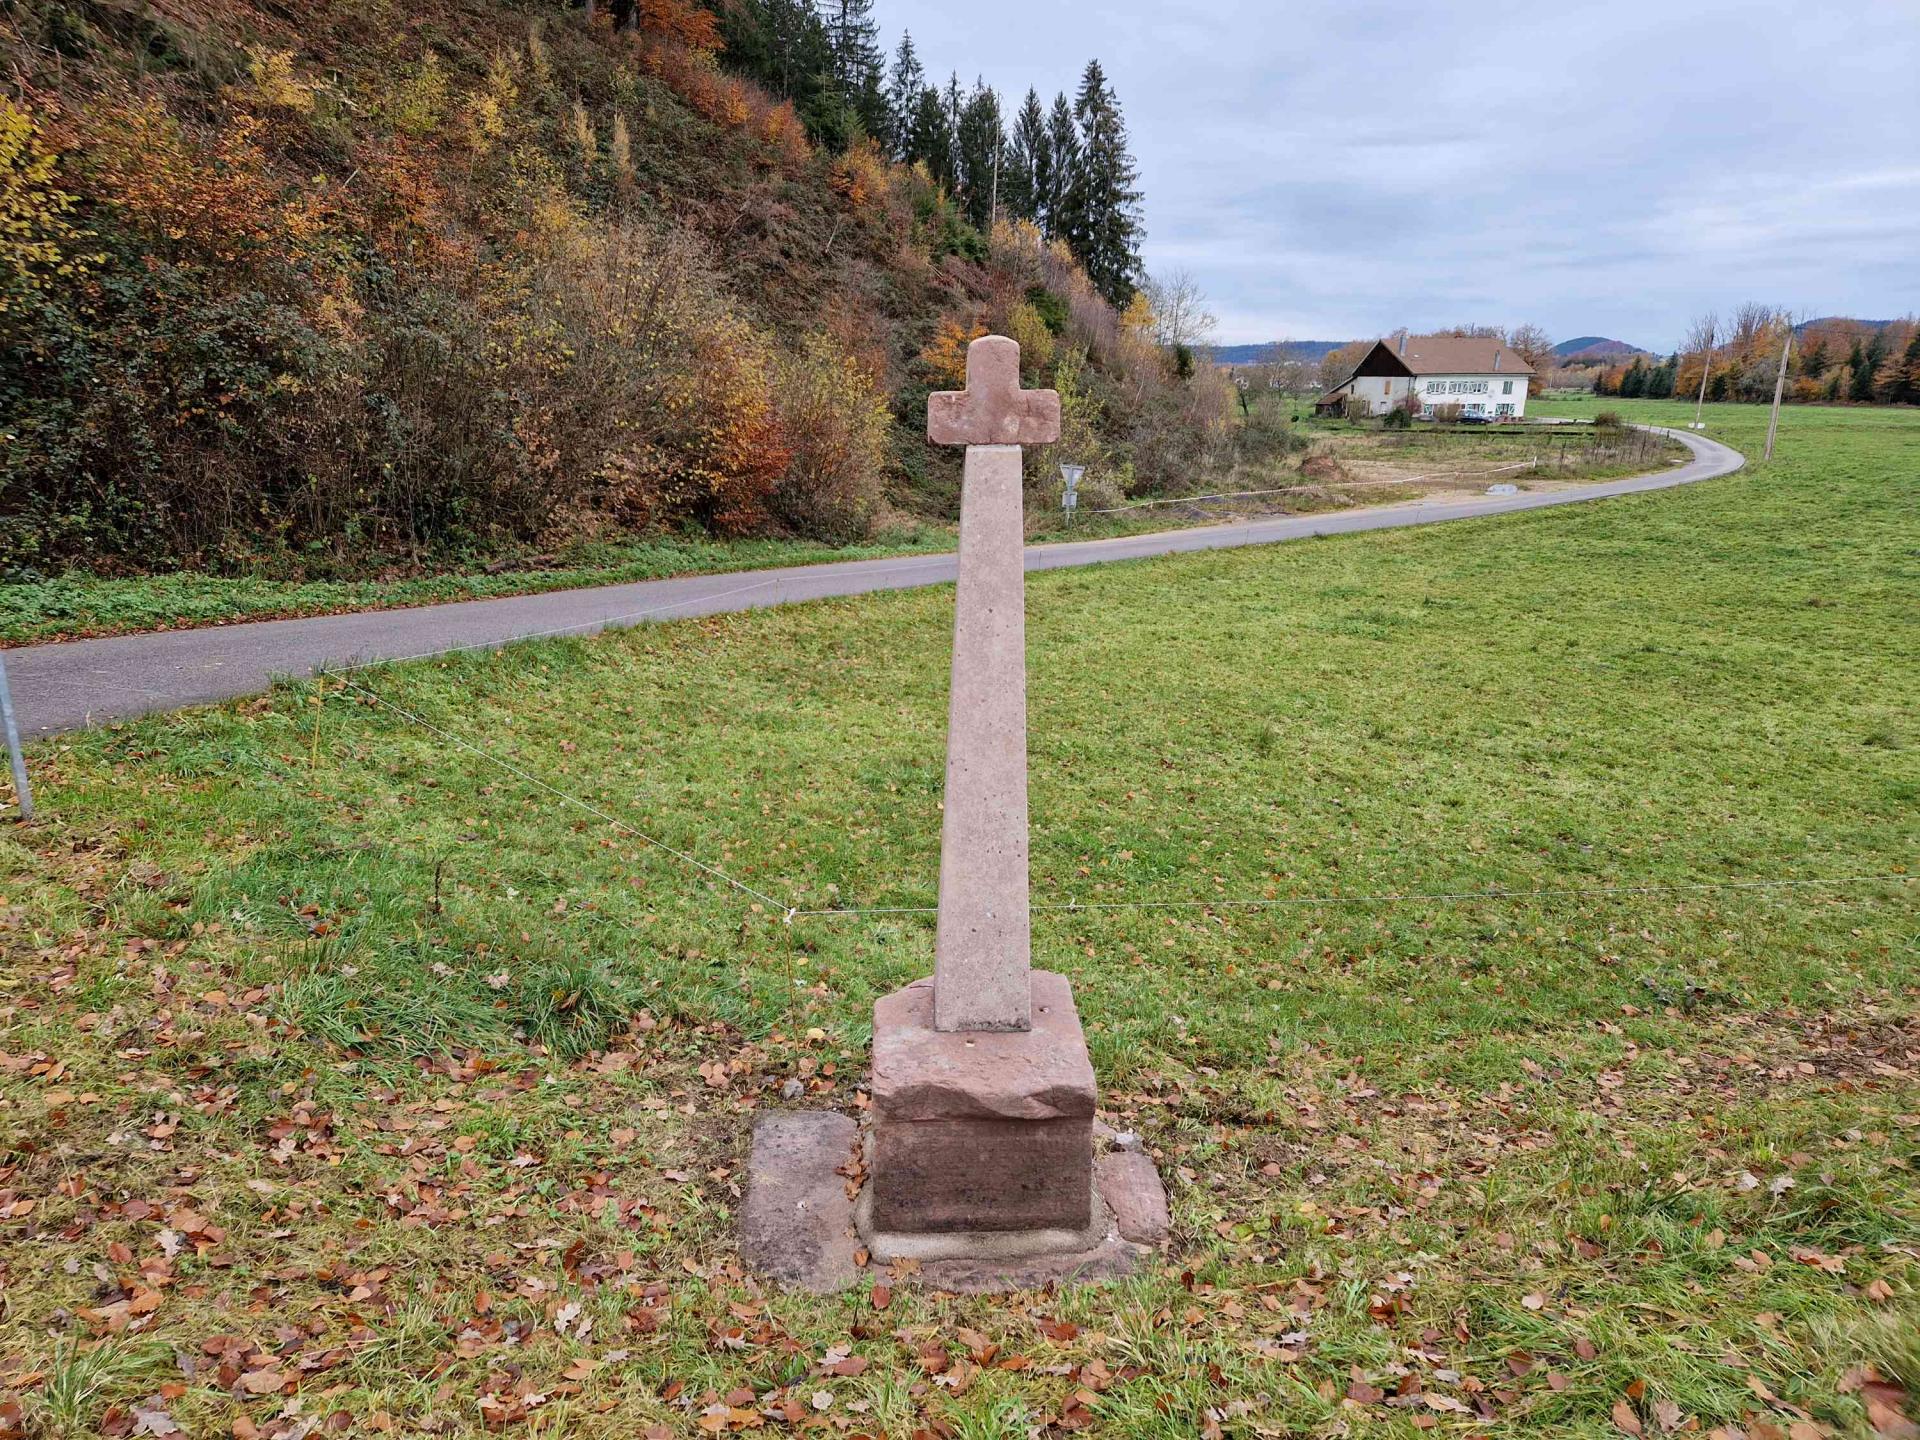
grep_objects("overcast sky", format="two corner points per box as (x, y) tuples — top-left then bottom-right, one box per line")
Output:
(878, 0), (1920, 349)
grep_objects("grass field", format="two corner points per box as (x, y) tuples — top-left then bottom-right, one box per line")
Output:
(1, 400), (1915, 1438)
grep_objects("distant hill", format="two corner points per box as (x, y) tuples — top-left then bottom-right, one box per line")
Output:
(1795, 316), (1898, 336)
(1552, 336), (1646, 362)
(1210, 340), (1348, 365)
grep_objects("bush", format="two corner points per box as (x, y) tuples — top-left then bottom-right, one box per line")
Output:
(769, 333), (889, 542)
(1593, 409), (1624, 429)
(1024, 284), (1068, 336)
(1382, 405), (1411, 429)
(1233, 404), (1296, 467)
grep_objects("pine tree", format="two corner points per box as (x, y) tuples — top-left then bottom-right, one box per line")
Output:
(1895, 328), (1920, 406)
(954, 80), (1003, 232)
(883, 34), (924, 159)
(715, 0), (843, 146)
(1857, 326), (1891, 402)
(905, 84), (955, 188)
(1060, 59), (1143, 305)
(822, 0), (886, 141)
(1847, 336), (1874, 402)
(1002, 89), (1049, 228)
(1042, 91), (1078, 240)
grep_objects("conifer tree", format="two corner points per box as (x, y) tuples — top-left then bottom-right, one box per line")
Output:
(1042, 91), (1078, 240)
(1059, 59), (1143, 305)
(822, 0), (886, 140)
(1003, 88), (1050, 228)
(905, 84), (956, 188)
(1894, 327), (1920, 406)
(1855, 326), (1891, 402)
(955, 80), (1003, 232)
(884, 33), (925, 159)
(1847, 336), (1874, 402)
(715, 0), (843, 146)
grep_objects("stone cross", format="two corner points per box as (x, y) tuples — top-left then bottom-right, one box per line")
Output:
(926, 336), (1060, 1032)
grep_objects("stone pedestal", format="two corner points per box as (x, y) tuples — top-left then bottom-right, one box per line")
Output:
(861, 972), (1094, 1257)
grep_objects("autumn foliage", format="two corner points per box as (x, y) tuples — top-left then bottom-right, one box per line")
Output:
(0, 0), (1224, 577)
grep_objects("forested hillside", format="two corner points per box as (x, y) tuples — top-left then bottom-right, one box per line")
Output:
(1591, 307), (1920, 405)
(0, 0), (1231, 579)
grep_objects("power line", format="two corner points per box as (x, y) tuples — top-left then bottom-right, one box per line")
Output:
(785, 873), (1912, 921)
(1089, 461), (1537, 514)
(327, 672), (795, 916)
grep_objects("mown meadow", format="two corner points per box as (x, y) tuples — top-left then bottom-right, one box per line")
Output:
(0, 400), (1915, 1437)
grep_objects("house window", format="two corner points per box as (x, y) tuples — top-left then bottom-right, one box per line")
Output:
(1496, 403), (1514, 418)
(1502, 380), (1514, 395)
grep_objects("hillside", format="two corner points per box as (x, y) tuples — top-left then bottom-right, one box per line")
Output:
(0, 1), (1230, 579)
(1210, 339), (1347, 365)
(1552, 335), (1645, 362)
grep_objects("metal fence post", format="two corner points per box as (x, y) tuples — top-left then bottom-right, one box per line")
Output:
(0, 653), (32, 822)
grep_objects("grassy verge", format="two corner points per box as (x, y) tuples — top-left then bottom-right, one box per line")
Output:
(0, 529), (960, 648)
(1, 401), (1915, 1438)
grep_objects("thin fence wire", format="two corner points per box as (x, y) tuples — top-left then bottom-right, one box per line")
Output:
(327, 671), (795, 916)
(305, 674), (1917, 927)
(1090, 460), (1538, 514)
(323, 574), (790, 676)
(786, 873), (1913, 921)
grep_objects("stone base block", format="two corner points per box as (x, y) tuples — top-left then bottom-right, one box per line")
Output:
(866, 972), (1095, 1236)
(742, 1113), (1172, 1295)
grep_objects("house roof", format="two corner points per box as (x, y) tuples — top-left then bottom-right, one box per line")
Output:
(1379, 335), (1535, 376)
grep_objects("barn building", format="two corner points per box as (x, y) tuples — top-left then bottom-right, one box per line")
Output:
(1315, 334), (1534, 419)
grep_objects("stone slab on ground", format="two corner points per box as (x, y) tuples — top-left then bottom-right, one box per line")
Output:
(1097, 1149), (1171, 1245)
(740, 1111), (859, 1294)
(866, 1147), (1169, 1294)
(743, 1106), (1170, 1294)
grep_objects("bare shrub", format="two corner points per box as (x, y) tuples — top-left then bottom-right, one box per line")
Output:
(769, 334), (890, 542)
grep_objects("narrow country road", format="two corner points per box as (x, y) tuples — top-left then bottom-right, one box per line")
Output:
(7, 426), (1742, 737)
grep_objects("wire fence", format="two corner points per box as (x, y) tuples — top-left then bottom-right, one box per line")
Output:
(302, 420), (1893, 937)
(320, 668), (1911, 932)
(1090, 461), (1538, 514)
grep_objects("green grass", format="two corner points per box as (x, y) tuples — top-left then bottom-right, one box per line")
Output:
(0, 527), (963, 646)
(1, 400), (1915, 1437)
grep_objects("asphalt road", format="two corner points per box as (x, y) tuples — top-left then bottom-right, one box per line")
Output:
(7, 426), (1742, 737)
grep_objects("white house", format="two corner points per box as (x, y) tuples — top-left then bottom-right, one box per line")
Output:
(1316, 334), (1535, 419)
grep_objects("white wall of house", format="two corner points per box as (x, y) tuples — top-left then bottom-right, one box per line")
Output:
(1333, 372), (1529, 418)
(1412, 373), (1528, 419)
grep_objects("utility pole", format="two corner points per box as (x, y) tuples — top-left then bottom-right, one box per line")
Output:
(1692, 322), (1715, 430)
(1764, 318), (1793, 462)
(0, 654), (31, 822)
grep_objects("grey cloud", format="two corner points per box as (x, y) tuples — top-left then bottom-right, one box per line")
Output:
(881, 0), (1919, 347)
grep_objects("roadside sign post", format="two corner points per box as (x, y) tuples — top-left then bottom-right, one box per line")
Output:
(0, 654), (32, 822)
(1060, 464), (1084, 525)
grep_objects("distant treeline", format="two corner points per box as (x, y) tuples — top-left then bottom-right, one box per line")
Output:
(1592, 308), (1920, 404)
